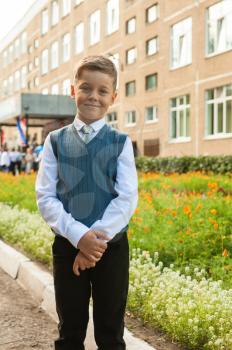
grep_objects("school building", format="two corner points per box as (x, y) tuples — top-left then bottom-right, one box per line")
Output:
(0, 0), (231, 156)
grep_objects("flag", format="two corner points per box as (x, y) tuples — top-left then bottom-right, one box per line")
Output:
(16, 117), (27, 145)
(0, 128), (4, 146)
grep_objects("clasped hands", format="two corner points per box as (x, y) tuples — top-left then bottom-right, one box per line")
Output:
(73, 230), (109, 276)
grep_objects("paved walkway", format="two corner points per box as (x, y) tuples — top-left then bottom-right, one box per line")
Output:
(0, 267), (57, 350)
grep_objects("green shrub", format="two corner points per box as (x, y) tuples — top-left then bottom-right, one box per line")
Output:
(135, 156), (232, 174)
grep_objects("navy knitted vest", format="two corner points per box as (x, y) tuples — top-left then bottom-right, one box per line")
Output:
(50, 122), (128, 232)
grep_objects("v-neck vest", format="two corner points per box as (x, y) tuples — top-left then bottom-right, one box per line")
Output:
(50, 123), (127, 228)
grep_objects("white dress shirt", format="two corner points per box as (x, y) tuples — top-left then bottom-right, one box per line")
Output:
(36, 117), (138, 248)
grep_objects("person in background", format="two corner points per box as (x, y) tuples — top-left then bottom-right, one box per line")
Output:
(9, 148), (18, 176)
(25, 147), (34, 174)
(0, 146), (10, 172)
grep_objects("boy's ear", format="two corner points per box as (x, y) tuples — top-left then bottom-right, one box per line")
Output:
(70, 84), (75, 98)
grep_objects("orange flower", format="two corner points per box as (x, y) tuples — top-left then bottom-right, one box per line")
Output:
(134, 208), (140, 215)
(183, 206), (191, 214)
(222, 249), (229, 257)
(207, 182), (218, 189)
(186, 229), (191, 235)
(214, 223), (219, 230)
(210, 209), (217, 215)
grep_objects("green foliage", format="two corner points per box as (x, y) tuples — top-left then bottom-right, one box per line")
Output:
(135, 156), (232, 174)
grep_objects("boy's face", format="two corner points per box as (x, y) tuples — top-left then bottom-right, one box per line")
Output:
(71, 69), (117, 124)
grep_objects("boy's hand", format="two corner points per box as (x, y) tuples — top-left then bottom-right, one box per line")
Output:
(77, 230), (109, 262)
(73, 251), (96, 276)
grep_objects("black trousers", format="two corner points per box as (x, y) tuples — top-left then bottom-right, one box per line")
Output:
(52, 233), (129, 350)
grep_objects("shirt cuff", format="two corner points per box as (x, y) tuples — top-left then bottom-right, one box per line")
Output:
(66, 222), (90, 248)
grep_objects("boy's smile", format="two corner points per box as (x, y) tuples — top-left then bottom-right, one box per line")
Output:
(71, 69), (117, 125)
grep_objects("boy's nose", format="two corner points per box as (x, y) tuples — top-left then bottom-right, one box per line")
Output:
(89, 90), (98, 100)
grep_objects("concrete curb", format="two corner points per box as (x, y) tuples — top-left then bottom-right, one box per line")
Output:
(0, 239), (155, 350)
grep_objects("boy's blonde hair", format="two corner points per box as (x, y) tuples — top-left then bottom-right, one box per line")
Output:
(74, 55), (117, 91)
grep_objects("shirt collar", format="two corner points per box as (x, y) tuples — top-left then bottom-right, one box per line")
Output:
(73, 115), (106, 132)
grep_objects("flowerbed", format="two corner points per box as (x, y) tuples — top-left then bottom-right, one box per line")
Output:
(0, 202), (231, 350)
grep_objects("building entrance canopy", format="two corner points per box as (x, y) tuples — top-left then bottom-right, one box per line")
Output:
(0, 93), (76, 127)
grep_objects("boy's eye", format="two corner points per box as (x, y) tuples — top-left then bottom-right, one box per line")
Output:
(100, 90), (108, 95)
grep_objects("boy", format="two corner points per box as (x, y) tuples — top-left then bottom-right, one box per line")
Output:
(36, 55), (138, 350)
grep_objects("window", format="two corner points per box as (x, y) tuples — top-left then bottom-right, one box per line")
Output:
(145, 73), (157, 90)
(146, 37), (158, 56)
(34, 76), (39, 87)
(3, 51), (8, 67)
(74, 0), (83, 6)
(21, 32), (27, 54)
(126, 47), (137, 64)
(145, 106), (158, 123)
(170, 95), (190, 140)
(146, 4), (158, 23)
(41, 88), (49, 95)
(8, 75), (13, 94)
(34, 39), (39, 49)
(21, 66), (27, 88)
(75, 22), (84, 54)
(51, 1), (59, 26)
(126, 17), (136, 34)
(62, 79), (70, 95)
(106, 0), (119, 35)
(41, 49), (48, 75)
(51, 41), (59, 69)
(14, 70), (20, 91)
(51, 83), (59, 95)
(125, 81), (136, 96)
(89, 10), (100, 45)
(106, 112), (117, 128)
(206, 84), (232, 136)
(125, 111), (136, 126)
(9, 45), (14, 63)
(41, 9), (48, 35)
(62, 33), (70, 62)
(62, 0), (71, 17)
(207, 0), (232, 55)
(171, 17), (192, 69)
(3, 80), (8, 96)
(34, 56), (39, 67)
(14, 38), (20, 58)
(28, 62), (33, 72)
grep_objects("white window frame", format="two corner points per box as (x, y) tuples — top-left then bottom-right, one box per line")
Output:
(75, 22), (84, 54)
(41, 88), (49, 95)
(14, 70), (20, 91)
(126, 17), (136, 34)
(9, 45), (14, 63)
(62, 0), (71, 17)
(51, 83), (59, 95)
(106, 0), (119, 35)
(125, 111), (136, 126)
(206, 0), (232, 56)
(89, 10), (100, 46)
(145, 106), (158, 123)
(170, 95), (191, 142)
(41, 49), (49, 75)
(108, 52), (119, 89)
(146, 36), (158, 56)
(21, 32), (27, 54)
(3, 80), (8, 96)
(51, 41), (59, 69)
(106, 112), (118, 128)
(21, 66), (27, 89)
(126, 47), (137, 64)
(14, 38), (20, 59)
(146, 4), (158, 23)
(62, 79), (70, 95)
(51, 0), (59, 26)
(205, 84), (232, 138)
(41, 9), (49, 35)
(74, 0), (83, 6)
(62, 33), (70, 63)
(125, 80), (136, 96)
(171, 17), (192, 69)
